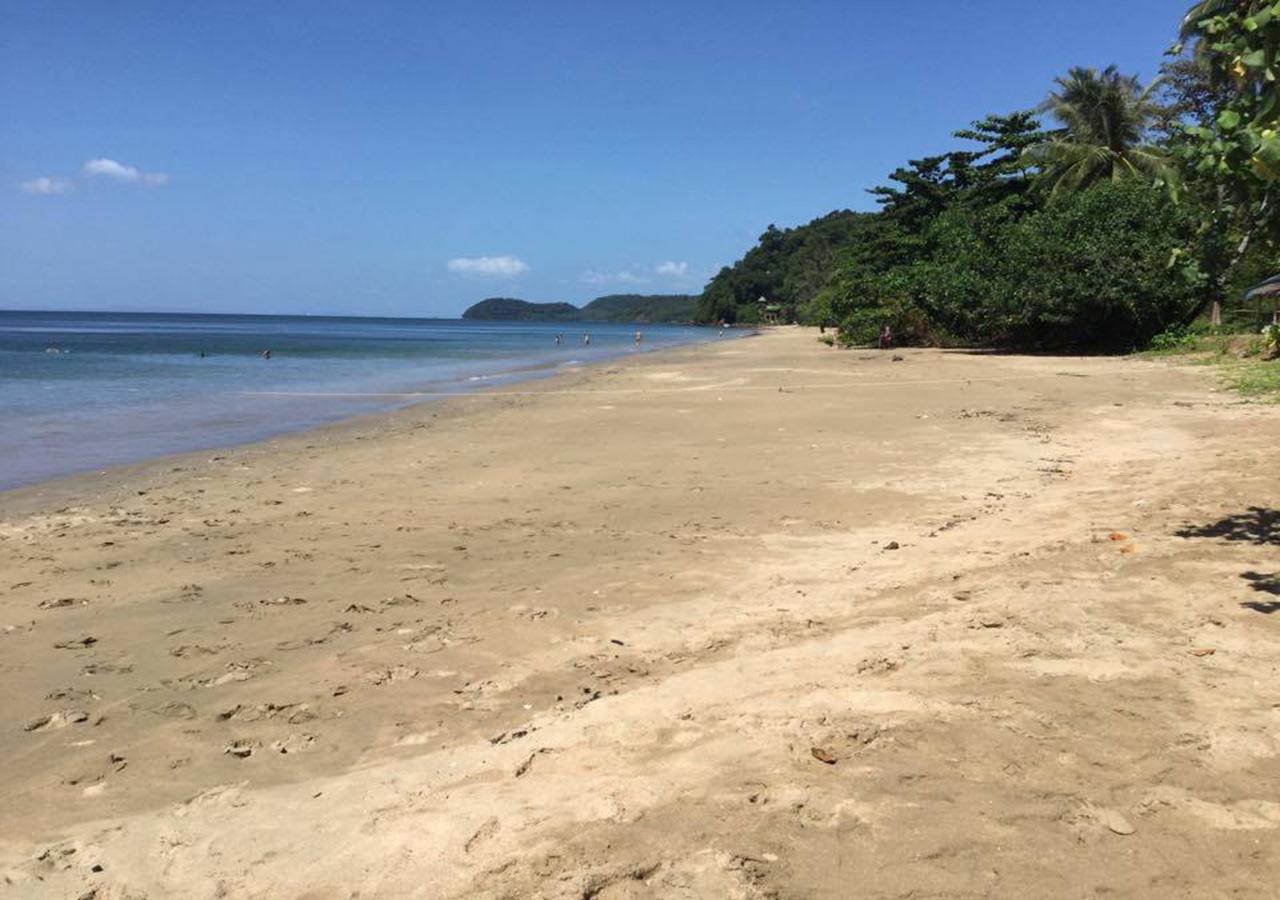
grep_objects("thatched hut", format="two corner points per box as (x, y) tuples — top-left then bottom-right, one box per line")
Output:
(1244, 275), (1280, 326)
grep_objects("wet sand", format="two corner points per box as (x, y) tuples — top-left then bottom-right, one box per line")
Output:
(1, 328), (1278, 898)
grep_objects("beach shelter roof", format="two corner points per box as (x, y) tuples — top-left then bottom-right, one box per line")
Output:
(1244, 273), (1280, 299)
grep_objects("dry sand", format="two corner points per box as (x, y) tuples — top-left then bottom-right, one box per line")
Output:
(1, 328), (1277, 898)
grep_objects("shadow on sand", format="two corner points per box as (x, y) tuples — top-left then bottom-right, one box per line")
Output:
(1175, 507), (1279, 546)
(1176, 508), (1279, 614)
(1240, 571), (1280, 613)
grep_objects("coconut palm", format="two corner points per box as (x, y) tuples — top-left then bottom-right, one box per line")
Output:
(1026, 66), (1177, 199)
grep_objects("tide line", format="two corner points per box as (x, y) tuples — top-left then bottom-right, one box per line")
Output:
(237, 371), (1074, 400)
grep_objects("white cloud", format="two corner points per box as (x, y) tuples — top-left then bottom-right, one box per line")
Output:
(20, 176), (73, 195)
(580, 268), (648, 286)
(83, 158), (169, 186)
(655, 260), (689, 277)
(447, 255), (529, 277)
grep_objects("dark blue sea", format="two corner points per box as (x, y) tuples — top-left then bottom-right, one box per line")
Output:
(0, 311), (726, 489)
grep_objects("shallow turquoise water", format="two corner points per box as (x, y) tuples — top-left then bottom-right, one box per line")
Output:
(0, 311), (725, 489)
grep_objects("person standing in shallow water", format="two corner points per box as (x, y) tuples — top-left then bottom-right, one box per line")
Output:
(634, 330), (642, 346)
(555, 334), (562, 346)
(583, 333), (591, 346)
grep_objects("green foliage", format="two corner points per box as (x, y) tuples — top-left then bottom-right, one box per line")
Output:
(694, 211), (876, 323)
(462, 294), (697, 324)
(695, 7), (1280, 353)
(834, 183), (1199, 350)
(577, 294), (698, 323)
(992, 183), (1201, 348)
(1025, 66), (1178, 200)
(1264, 321), (1280, 351)
(1148, 323), (1200, 350)
(1178, 1), (1280, 186)
(461, 298), (579, 321)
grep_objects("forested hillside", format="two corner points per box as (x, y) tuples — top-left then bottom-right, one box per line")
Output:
(462, 294), (696, 324)
(578, 294), (697, 323)
(460, 298), (579, 321)
(695, 211), (873, 325)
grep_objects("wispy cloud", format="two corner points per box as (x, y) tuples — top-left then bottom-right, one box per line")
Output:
(655, 260), (688, 277)
(83, 158), (169, 186)
(447, 255), (529, 277)
(580, 268), (649, 286)
(17, 158), (170, 196)
(20, 176), (73, 196)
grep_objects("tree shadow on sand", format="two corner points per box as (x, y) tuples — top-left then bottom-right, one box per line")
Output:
(1241, 572), (1280, 613)
(1175, 507), (1279, 546)
(1175, 510), (1279, 614)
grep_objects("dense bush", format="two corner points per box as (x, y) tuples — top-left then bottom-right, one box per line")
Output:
(1148, 324), (1197, 351)
(834, 183), (1202, 350)
(995, 183), (1200, 349)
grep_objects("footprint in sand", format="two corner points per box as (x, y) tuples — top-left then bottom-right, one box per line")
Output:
(150, 701), (197, 720)
(24, 710), (89, 732)
(46, 687), (99, 703)
(364, 665), (419, 686)
(224, 739), (259, 759)
(38, 597), (85, 610)
(81, 662), (132, 676)
(217, 702), (315, 724)
(260, 596), (307, 607)
(270, 733), (316, 754)
(170, 643), (226, 658)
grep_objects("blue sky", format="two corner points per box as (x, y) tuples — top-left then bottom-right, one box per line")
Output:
(2, 1), (1187, 317)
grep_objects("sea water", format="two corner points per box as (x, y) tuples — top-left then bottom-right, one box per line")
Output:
(0, 311), (726, 489)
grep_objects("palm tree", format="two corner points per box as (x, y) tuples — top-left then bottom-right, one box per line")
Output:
(1026, 66), (1177, 199)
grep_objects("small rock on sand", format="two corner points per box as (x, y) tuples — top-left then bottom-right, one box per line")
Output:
(1094, 807), (1136, 835)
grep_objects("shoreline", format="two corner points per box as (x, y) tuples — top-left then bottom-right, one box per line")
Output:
(0, 332), (739, 517)
(2, 328), (1278, 897)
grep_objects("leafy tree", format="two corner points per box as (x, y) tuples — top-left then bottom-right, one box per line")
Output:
(1178, 0), (1280, 181)
(867, 153), (978, 235)
(1025, 66), (1178, 198)
(1169, 2), (1280, 322)
(951, 111), (1050, 210)
(819, 111), (1049, 345)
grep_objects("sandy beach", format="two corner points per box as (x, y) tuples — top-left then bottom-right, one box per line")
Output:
(1, 327), (1278, 898)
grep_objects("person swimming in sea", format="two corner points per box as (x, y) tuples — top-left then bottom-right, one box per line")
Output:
(261, 349), (273, 359)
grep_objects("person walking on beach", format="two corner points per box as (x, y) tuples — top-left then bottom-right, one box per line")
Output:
(878, 325), (893, 351)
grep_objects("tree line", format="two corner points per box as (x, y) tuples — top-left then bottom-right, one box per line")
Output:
(696, 1), (1280, 351)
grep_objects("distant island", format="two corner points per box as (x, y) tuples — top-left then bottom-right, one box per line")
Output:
(462, 294), (698, 324)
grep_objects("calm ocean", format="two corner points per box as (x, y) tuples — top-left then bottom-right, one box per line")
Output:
(0, 311), (726, 490)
